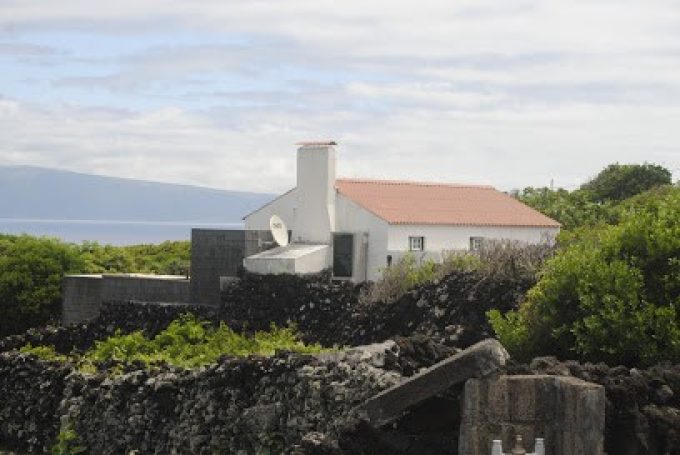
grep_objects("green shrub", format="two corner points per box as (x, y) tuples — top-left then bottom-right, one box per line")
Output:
(51, 423), (85, 455)
(0, 235), (84, 337)
(0, 235), (190, 337)
(81, 314), (326, 369)
(21, 315), (326, 372)
(361, 241), (553, 307)
(359, 253), (439, 305)
(76, 240), (190, 275)
(20, 343), (68, 362)
(490, 187), (680, 366)
(518, 187), (613, 230)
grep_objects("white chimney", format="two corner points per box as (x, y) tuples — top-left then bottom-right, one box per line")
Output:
(293, 141), (336, 244)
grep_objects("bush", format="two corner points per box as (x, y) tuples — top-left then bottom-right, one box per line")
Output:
(84, 315), (327, 369)
(358, 253), (439, 305)
(76, 240), (190, 275)
(472, 239), (554, 283)
(20, 343), (68, 362)
(51, 423), (85, 455)
(22, 315), (327, 371)
(0, 235), (84, 337)
(0, 235), (190, 338)
(360, 241), (554, 306)
(490, 187), (680, 366)
(518, 187), (613, 230)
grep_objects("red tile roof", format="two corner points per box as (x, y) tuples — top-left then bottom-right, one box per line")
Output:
(335, 178), (560, 227)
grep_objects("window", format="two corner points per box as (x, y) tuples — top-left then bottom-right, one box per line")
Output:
(333, 233), (354, 278)
(386, 255), (393, 267)
(409, 236), (425, 251)
(470, 236), (484, 251)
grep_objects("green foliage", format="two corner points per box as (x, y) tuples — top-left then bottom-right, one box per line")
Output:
(518, 162), (673, 230)
(0, 234), (190, 337)
(359, 253), (439, 305)
(0, 234), (84, 337)
(518, 187), (613, 230)
(20, 343), (68, 362)
(361, 241), (553, 306)
(51, 423), (85, 455)
(81, 314), (326, 369)
(581, 162), (672, 203)
(490, 187), (680, 366)
(76, 240), (190, 275)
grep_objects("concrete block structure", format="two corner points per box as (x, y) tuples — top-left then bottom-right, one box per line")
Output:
(360, 339), (509, 427)
(189, 228), (273, 305)
(62, 274), (190, 326)
(62, 275), (103, 326)
(458, 375), (605, 455)
(244, 243), (331, 275)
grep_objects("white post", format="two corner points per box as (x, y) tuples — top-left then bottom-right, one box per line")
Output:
(534, 438), (545, 455)
(491, 440), (504, 455)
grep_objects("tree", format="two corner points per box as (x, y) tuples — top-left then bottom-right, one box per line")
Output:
(0, 235), (84, 337)
(0, 235), (191, 338)
(581, 163), (672, 203)
(517, 187), (612, 230)
(489, 187), (680, 366)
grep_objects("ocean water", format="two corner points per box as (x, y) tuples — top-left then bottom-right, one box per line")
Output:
(0, 218), (244, 245)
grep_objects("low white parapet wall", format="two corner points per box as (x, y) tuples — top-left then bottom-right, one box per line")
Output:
(243, 243), (331, 275)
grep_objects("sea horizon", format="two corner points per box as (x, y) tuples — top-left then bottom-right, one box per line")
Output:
(0, 218), (244, 245)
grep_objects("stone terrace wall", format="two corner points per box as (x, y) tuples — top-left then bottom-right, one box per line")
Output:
(0, 354), (70, 452)
(220, 270), (532, 349)
(0, 301), (220, 356)
(0, 346), (401, 454)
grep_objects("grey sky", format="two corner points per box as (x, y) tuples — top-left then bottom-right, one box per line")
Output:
(0, 0), (678, 193)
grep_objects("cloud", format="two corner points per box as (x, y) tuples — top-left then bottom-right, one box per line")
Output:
(1, 95), (678, 194)
(0, 42), (60, 56)
(0, 0), (679, 192)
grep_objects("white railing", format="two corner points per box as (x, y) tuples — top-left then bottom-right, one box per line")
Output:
(491, 435), (545, 455)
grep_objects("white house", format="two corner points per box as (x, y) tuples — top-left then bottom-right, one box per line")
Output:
(243, 142), (560, 282)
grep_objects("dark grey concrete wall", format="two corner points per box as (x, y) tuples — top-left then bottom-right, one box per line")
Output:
(62, 275), (103, 326)
(190, 229), (273, 304)
(62, 274), (190, 326)
(101, 275), (190, 304)
(459, 374), (605, 455)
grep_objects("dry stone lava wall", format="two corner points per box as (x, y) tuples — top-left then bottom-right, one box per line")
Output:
(0, 344), (401, 454)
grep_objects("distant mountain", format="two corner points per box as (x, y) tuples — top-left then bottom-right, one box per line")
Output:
(0, 166), (276, 222)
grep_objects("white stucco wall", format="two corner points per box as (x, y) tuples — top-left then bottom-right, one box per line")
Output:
(387, 224), (559, 256)
(243, 244), (331, 275)
(293, 145), (336, 244)
(335, 194), (389, 282)
(244, 188), (298, 232)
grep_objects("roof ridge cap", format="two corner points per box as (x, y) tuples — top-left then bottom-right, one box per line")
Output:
(336, 177), (494, 189)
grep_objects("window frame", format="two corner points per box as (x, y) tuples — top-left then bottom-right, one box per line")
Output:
(408, 236), (425, 251)
(469, 236), (484, 251)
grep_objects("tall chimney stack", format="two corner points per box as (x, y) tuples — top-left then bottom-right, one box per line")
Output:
(293, 141), (337, 244)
